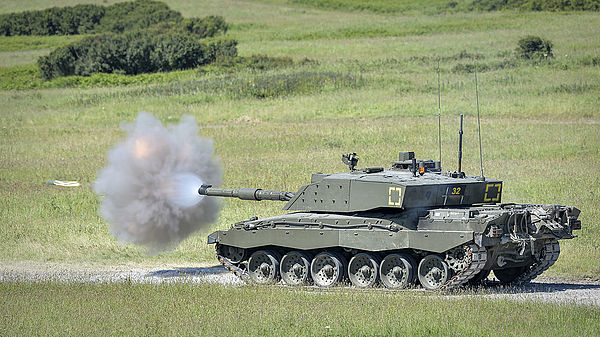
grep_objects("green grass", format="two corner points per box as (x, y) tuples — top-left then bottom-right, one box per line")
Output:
(1, 115), (599, 276)
(0, 35), (83, 51)
(249, 0), (600, 14)
(1, 2), (599, 335)
(0, 0), (599, 279)
(0, 55), (312, 90)
(0, 65), (203, 90)
(1, 282), (599, 336)
(287, 0), (453, 14)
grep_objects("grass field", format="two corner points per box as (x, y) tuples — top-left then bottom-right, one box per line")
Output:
(1, 0), (598, 274)
(1, 282), (599, 336)
(0, 0), (599, 334)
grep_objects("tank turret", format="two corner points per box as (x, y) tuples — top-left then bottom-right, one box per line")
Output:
(283, 154), (502, 212)
(199, 152), (503, 213)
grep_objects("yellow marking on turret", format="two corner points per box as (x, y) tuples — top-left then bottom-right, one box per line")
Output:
(388, 187), (402, 206)
(484, 183), (502, 202)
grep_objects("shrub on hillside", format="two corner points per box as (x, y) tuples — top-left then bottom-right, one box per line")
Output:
(149, 34), (210, 72)
(0, 4), (105, 36)
(516, 35), (554, 59)
(38, 32), (238, 79)
(468, 0), (599, 11)
(182, 16), (229, 38)
(0, 0), (183, 36)
(93, 0), (182, 33)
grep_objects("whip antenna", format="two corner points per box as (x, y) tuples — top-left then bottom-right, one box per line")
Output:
(458, 114), (463, 175)
(475, 62), (484, 179)
(437, 59), (442, 164)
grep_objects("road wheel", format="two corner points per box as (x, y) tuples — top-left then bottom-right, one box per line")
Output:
(418, 254), (450, 290)
(311, 251), (345, 287)
(248, 250), (280, 284)
(348, 253), (379, 288)
(379, 253), (416, 289)
(280, 251), (311, 286)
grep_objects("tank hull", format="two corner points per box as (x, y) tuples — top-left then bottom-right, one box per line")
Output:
(208, 203), (580, 289)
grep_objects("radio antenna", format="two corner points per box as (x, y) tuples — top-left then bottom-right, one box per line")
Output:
(458, 114), (463, 175)
(437, 59), (442, 164)
(474, 62), (485, 179)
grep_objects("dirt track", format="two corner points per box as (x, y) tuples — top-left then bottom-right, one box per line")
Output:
(1, 261), (599, 307)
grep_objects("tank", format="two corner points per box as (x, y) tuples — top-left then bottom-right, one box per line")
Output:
(202, 150), (581, 290)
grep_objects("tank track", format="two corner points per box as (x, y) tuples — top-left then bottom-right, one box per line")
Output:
(440, 244), (488, 290)
(216, 243), (488, 290)
(216, 253), (250, 282)
(511, 240), (560, 285)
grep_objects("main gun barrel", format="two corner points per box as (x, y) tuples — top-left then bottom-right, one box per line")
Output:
(198, 185), (294, 201)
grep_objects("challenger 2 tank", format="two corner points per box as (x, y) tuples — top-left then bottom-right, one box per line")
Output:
(202, 151), (581, 290)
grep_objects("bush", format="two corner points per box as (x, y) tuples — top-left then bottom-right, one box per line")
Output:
(207, 39), (238, 62)
(0, 4), (105, 36)
(149, 34), (209, 72)
(5, 1), (234, 79)
(468, 0), (600, 11)
(0, 0), (182, 36)
(516, 35), (554, 59)
(139, 16), (229, 40)
(94, 0), (182, 34)
(524, 0), (600, 11)
(38, 31), (238, 79)
(182, 16), (229, 38)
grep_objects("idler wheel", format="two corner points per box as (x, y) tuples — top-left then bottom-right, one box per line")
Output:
(493, 266), (527, 284)
(217, 244), (245, 264)
(348, 253), (379, 288)
(280, 251), (311, 286)
(445, 246), (470, 272)
(418, 254), (451, 290)
(248, 250), (280, 284)
(467, 269), (491, 286)
(310, 251), (345, 287)
(379, 253), (416, 289)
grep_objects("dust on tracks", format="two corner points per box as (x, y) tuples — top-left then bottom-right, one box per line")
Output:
(1, 261), (599, 307)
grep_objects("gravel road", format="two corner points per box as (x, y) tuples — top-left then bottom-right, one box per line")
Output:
(1, 261), (599, 308)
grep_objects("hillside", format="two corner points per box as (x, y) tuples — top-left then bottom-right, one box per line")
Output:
(0, 0), (598, 278)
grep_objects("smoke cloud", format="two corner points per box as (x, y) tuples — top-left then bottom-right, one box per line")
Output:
(94, 112), (222, 253)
